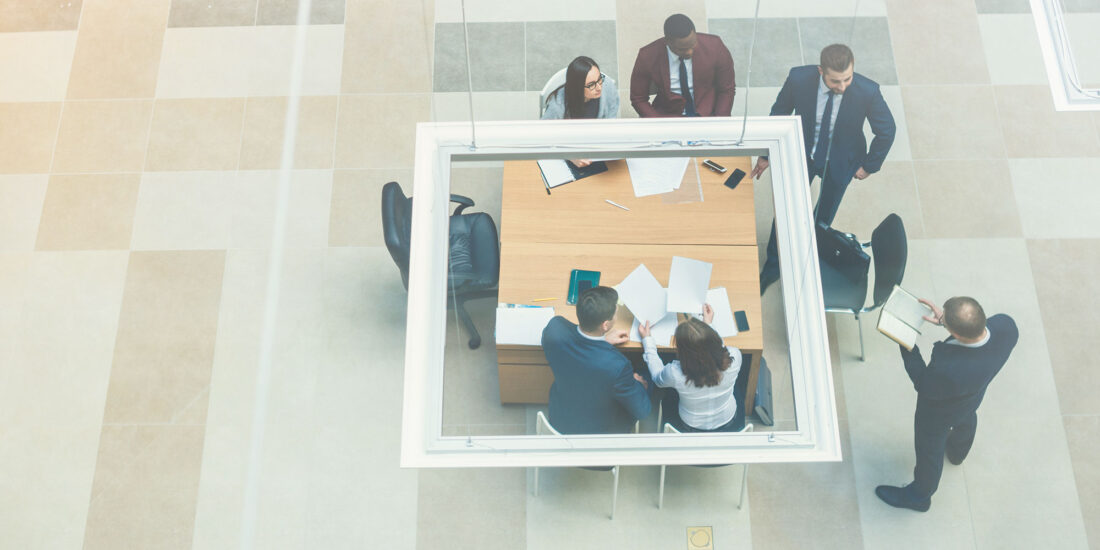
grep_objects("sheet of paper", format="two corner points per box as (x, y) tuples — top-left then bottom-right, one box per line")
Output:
(536, 159), (575, 188)
(666, 256), (712, 313)
(884, 286), (931, 329)
(705, 287), (738, 337)
(615, 264), (668, 324)
(625, 157), (690, 197)
(629, 312), (678, 347)
(494, 307), (555, 345)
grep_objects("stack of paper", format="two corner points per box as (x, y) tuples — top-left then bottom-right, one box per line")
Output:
(625, 157), (690, 197)
(495, 307), (555, 345)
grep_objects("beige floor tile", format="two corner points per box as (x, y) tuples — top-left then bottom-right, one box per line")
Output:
(1027, 239), (1100, 416)
(0, 175), (48, 251)
(418, 469), (525, 550)
(435, 0), (616, 22)
(1064, 415), (1100, 547)
(82, 425), (206, 550)
(342, 0), (432, 93)
(616, 0), (707, 95)
(156, 25), (344, 98)
(103, 250), (225, 425)
(0, 102), (61, 174)
(66, 0), (171, 99)
(52, 100), (153, 173)
(239, 96), (338, 169)
(1010, 158), (1100, 238)
(230, 170), (333, 249)
(35, 173), (141, 250)
(257, 0), (346, 25)
(886, 0), (990, 84)
(901, 86), (1005, 160)
(167, 0), (257, 27)
(706, 0), (887, 17)
(328, 169), (411, 246)
(333, 94), (430, 169)
(0, 31), (77, 102)
(913, 159), (1022, 238)
(145, 98), (246, 171)
(0, 0), (83, 32)
(995, 86), (1100, 158)
(978, 14), (1048, 86)
(831, 161), (925, 240)
(874, 85), (911, 162)
(131, 171), (236, 250)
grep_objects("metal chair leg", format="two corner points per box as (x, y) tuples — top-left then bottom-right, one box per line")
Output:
(454, 295), (481, 349)
(656, 399), (663, 433)
(658, 465), (666, 509)
(856, 313), (865, 361)
(738, 464), (749, 510)
(610, 466), (620, 520)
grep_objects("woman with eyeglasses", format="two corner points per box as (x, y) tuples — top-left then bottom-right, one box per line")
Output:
(541, 55), (619, 121)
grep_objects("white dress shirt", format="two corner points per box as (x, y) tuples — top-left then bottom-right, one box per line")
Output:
(945, 327), (991, 348)
(812, 76), (844, 153)
(642, 337), (742, 430)
(666, 45), (694, 115)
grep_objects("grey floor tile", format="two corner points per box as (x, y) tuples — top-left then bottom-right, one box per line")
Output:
(1063, 415), (1100, 547)
(257, 0), (345, 25)
(1010, 158), (1100, 238)
(831, 161), (924, 241)
(434, 22), (526, 92)
(524, 21), (618, 92)
(418, 468), (526, 550)
(1065, 0), (1100, 12)
(975, 0), (1029, 13)
(978, 14), (1048, 85)
(168, 0), (257, 27)
(709, 18), (804, 88)
(1027, 239), (1100, 416)
(432, 91), (540, 122)
(1066, 14), (1100, 87)
(914, 159), (1022, 238)
(799, 16), (898, 86)
(995, 85), (1100, 158)
(902, 85), (1005, 160)
(886, 0), (990, 84)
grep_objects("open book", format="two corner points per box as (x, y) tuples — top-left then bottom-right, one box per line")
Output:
(877, 286), (933, 351)
(536, 159), (609, 188)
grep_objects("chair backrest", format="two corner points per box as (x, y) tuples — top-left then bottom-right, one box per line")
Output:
(537, 411), (562, 436)
(662, 423), (754, 434)
(539, 67), (568, 116)
(381, 181), (413, 289)
(870, 213), (908, 307)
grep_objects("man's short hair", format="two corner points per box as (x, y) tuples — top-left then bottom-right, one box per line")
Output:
(576, 286), (618, 332)
(664, 14), (695, 40)
(820, 43), (854, 73)
(943, 296), (987, 340)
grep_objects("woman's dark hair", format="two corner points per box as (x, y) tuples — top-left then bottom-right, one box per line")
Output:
(563, 56), (599, 119)
(674, 318), (731, 387)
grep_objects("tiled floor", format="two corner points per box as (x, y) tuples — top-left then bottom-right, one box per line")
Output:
(1, 0), (1099, 548)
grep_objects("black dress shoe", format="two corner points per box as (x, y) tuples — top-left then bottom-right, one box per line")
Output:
(759, 267), (779, 294)
(875, 484), (930, 512)
(946, 445), (969, 466)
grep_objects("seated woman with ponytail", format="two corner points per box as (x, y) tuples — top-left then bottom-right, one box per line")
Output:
(541, 55), (620, 121)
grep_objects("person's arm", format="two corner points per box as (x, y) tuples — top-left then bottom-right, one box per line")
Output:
(540, 90), (564, 120)
(604, 79), (621, 118)
(641, 334), (675, 388)
(860, 86), (896, 174)
(900, 344), (927, 391)
(612, 361), (653, 421)
(751, 69), (799, 178)
(712, 39), (736, 116)
(630, 49), (661, 118)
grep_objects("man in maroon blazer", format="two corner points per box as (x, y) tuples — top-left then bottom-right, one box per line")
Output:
(630, 14), (736, 118)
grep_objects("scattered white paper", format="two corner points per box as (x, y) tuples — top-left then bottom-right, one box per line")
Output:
(625, 157), (690, 197)
(495, 307), (556, 345)
(536, 159), (575, 188)
(667, 256), (712, 313)
(616, 264), (668, 324)
(629, 313), (678, 347)
(704, 287), (738, 337)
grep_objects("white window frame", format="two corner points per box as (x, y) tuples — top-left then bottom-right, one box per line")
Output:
(399, 117), (841, 468)
(1031, 0), (1100, 111)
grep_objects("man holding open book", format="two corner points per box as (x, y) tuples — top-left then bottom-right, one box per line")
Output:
(876, 296), (1018, 512)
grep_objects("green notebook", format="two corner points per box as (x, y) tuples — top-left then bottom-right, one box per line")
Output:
(567, 269), (601, 305)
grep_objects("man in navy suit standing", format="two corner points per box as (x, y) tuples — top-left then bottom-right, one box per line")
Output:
(877, 296), (1018, 512)
(541, 286), (652, 434)
(753, 44), (896, 292)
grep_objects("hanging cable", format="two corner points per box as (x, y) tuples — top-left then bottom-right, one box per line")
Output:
(736, 0), (762, 145)
(460, 0), (478, 148)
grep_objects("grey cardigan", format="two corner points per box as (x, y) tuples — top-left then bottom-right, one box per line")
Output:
(540, 76), (620, 120)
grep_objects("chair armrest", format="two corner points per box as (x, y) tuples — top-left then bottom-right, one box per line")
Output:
(450, 194), (475, 216)
(861, 241), (872, 248)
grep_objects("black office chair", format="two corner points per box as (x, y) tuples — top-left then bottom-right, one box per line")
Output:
(820, 213), (907, 360)
(381, 181), (500, 349)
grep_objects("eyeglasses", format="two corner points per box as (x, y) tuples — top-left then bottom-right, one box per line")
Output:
(584, 73), (606, 90)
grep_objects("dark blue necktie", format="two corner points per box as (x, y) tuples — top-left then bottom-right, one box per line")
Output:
(812, 91), (835, 173)
(679, 57), (697, 117)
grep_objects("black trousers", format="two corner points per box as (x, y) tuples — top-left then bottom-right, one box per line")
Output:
(909, 410), (979, 500)
(762, 166), (854, 271)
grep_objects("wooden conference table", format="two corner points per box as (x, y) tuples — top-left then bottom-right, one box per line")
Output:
(495, 156), (765, 415)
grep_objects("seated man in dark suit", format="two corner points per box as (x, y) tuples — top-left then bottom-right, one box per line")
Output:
(629, 13), (735, 117)
(877, 296), (1019, 512)
(541, 286), (652, 434)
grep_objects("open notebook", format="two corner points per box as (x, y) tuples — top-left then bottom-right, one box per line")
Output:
(877, 286), (932, 351)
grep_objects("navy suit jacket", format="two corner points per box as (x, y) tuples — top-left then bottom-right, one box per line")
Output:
(770, 65), (895, 181)
(900, 314), (1019, 423)
(541, 316), (651, 434)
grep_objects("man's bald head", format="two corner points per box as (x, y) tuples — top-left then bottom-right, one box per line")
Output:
(943, 297), (986, 340)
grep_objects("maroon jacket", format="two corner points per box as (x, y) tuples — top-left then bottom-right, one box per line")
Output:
(630, 33), (736, 118)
